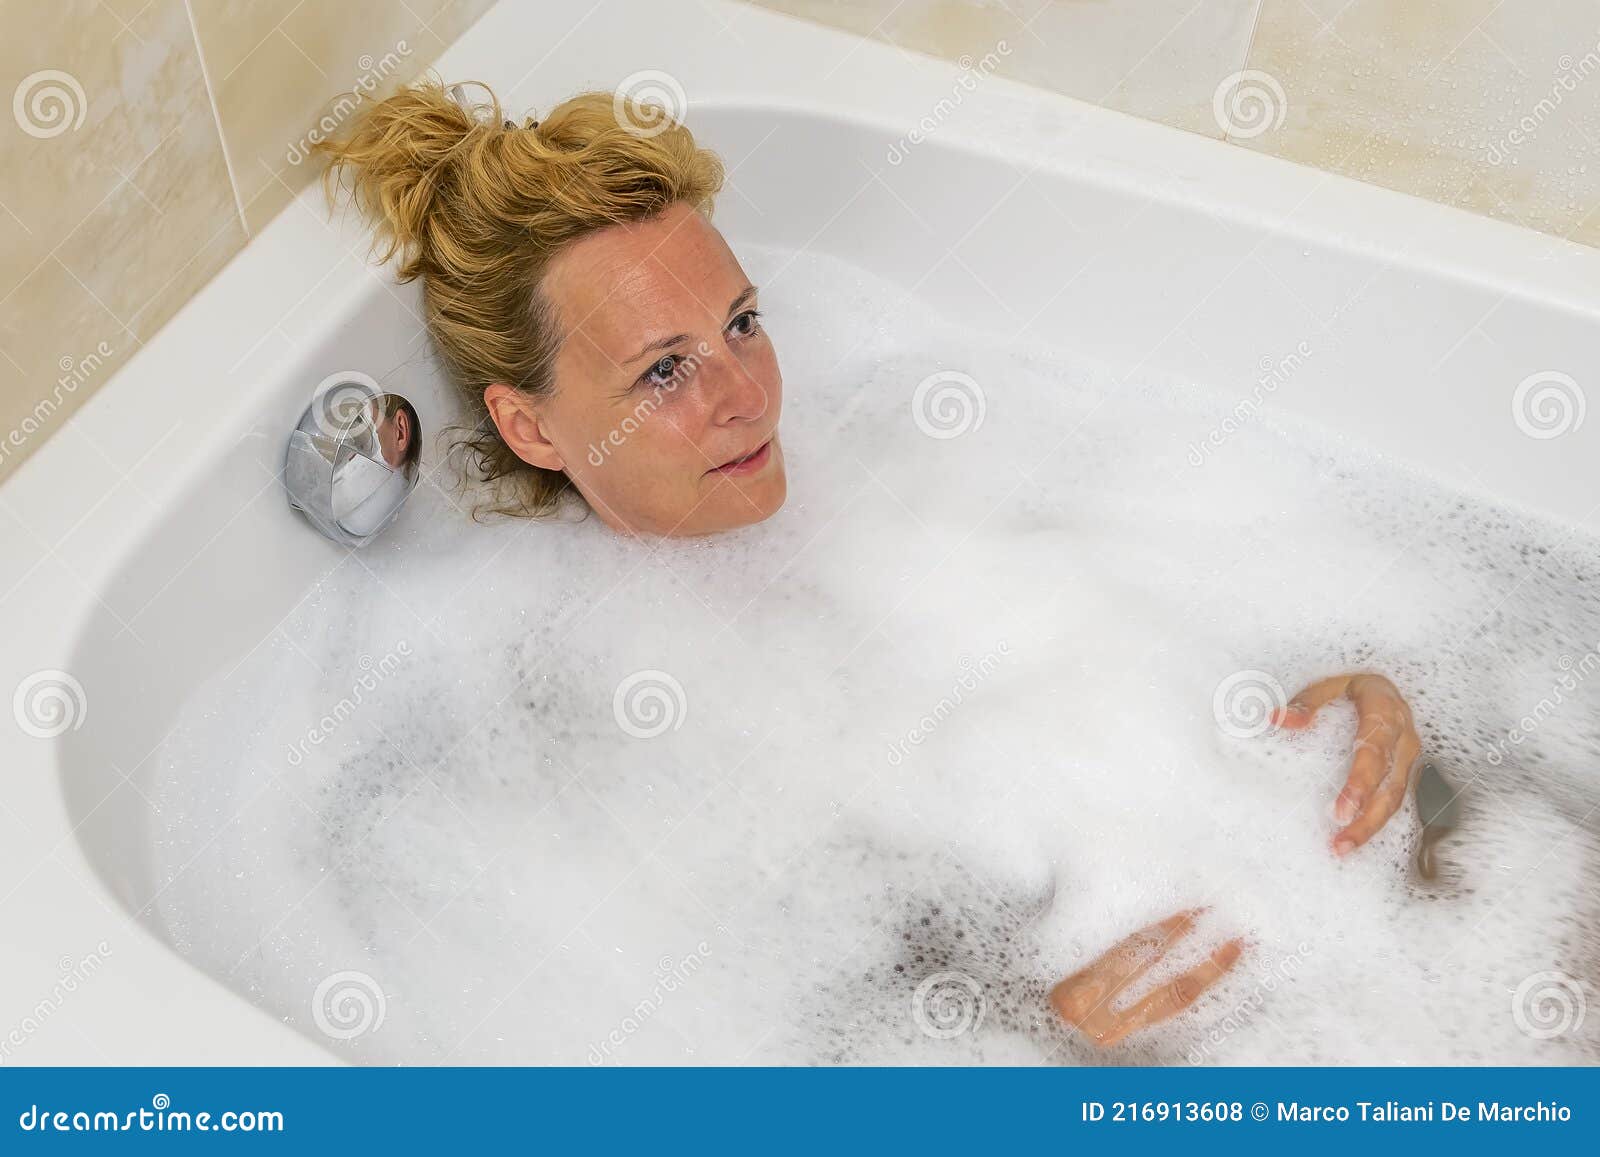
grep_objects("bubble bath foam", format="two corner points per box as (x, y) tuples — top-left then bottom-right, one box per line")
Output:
(151, 248), (1600, 1066)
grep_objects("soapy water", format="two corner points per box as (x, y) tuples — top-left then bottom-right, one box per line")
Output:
(151, 246), (1600, 1065)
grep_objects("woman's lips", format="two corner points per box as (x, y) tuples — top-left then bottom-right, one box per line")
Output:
(708, 439), (772, 477)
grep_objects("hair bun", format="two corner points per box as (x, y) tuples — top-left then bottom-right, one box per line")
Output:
(315, 75), (502, 277)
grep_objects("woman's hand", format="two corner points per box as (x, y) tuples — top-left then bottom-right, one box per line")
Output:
(1049, 910), (1243, 1047)
(1273, 672), (1421, 857)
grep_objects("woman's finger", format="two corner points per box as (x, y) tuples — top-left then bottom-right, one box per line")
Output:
(1104, 939), (1245, 1047)
(1273, 675), (1353, 729)
(1336, 731), (1392, 824)
(1333, 728), (1420, 855)
(1349, 673), (1408, 714)
(1074, 909), (1196, 991)
(1051, 909), (1199, 1026)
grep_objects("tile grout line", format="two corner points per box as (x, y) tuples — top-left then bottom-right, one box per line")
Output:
(182, 0), (251, 238)
(1242, 0), (1267, 80)
(1226, 0), (1269, 147)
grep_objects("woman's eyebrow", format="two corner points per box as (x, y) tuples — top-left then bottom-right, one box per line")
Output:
(621, 286), (760, 366)
(623, 331), (689, 366)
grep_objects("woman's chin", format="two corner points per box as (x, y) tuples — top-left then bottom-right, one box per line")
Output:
(682, 472), (787, 536)
(722, 440), (788, 529)
(686, 439), (788, 535)
(582, 441), (789, 538)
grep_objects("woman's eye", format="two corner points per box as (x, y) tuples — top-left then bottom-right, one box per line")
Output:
(642, 355), (680, 387)
(728, 309), (762, 338)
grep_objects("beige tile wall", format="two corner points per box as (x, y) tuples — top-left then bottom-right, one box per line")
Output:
(750, 0), (1600, 243)
(753, 0), (1262, 138)
(0, 0), (491, 485)
(1242, 0), (1600, 243)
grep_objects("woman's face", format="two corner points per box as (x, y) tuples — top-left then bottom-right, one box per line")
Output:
(486, 201), (786, 537)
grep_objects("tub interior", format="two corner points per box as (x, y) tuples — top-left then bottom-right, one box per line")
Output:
(55, 106), (1600, 1059)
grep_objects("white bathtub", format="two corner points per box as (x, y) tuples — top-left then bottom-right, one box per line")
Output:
(3, 0), (1598, 1064)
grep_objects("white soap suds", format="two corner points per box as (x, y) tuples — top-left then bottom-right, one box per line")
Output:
(150, 246), (1600, 1065)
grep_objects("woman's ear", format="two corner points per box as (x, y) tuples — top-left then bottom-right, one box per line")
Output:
(485, 382), (565, 471)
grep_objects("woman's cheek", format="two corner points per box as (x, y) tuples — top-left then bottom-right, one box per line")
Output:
(662, 395), (717, 456)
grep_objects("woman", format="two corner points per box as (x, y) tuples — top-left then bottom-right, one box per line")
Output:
(320, 78), (1423, 1049)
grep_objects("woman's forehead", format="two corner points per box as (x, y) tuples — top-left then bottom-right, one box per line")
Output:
(548, 209), (748, 363)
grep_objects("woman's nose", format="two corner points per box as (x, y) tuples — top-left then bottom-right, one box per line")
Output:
(705, 350), (770, 425)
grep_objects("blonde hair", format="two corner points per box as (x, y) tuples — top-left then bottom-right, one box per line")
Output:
(317, 77), (725, 517)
